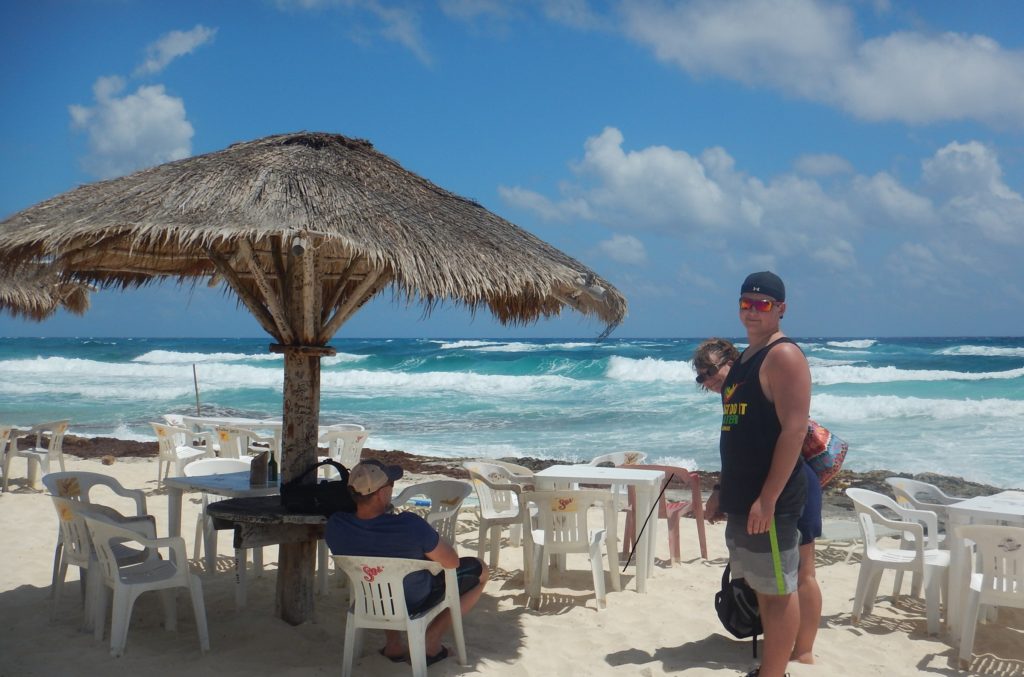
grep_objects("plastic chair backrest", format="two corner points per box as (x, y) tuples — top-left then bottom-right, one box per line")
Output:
(524, 488), (609, 550)
(28, 420), (69, 457)
(392, 480), (473, 545)
(318, 427), (369, 469)
(588, 451), (647, 467)
(847, 487), (940, 554)
(334, 555), (443, 623)
(958, 524), (1024, 608)
(0, 425), (12, 455)
(487, 460), (534, 481)
(151, 422), (191, 455)
(885, 477), (961, 529)
(463, 461), (520, 517)
(627, 464), (701, 517)
(51, 496), (94, 568)
(42, 470), (148, 515)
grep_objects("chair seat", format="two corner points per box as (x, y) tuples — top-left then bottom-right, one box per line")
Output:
(873, 548), (950, 567)
(175, 445), (208, 460)
(118, 558), (182, 585)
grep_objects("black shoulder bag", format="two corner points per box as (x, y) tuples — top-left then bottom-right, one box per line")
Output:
(715, 563), (763, 658)
(280, 459), (356, 517)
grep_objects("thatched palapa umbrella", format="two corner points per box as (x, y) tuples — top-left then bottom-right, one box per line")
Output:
(0, 131), (627, 623)
(0, 269), (91, 320)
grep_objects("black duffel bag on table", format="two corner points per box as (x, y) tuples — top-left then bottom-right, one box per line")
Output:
(280, 459), (356, 517)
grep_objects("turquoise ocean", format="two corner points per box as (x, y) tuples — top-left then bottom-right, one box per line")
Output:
(0, 337), (1021, 487)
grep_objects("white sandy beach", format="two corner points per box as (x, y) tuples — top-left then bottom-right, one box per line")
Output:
(1, 455), (1022, 677)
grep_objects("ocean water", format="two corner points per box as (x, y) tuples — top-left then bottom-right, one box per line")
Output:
(0, 337), (1021, 488)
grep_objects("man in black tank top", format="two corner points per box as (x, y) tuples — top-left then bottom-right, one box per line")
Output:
(719, 271), (811, 677)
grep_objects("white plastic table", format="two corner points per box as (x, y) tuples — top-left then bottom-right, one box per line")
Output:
(163, 471), (279, 571)
(534, 465), (665, 593)
(946, 490), (1024, 642)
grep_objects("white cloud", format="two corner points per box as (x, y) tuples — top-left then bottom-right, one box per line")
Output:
(621, 0), (1024, 127)
(539, 0), (608, 30)
(502, 127), (1022, 283)
(134, 25), (217, 76)
(923, 141), (1024, 244)
(794, 153), (853, 176)
(69, 77), (193, 179)
(597, 234), (647, 264)
(276, 0), (431, 64)
(439, 0), (509, 20)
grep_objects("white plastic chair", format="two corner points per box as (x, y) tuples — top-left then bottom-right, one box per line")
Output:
(463, 461), (530, 569)
(214, 426), (274, 461)
(885, 476), (966, 597)
(588, 451), (648, 467)
(318, 425), (369, 473)
(48, 496), (155, 628)
(184, 457), (263, 607)
(2, 420), (70, 491)
(84, 509), (209, 657)
(150, 422), (211, 486)
(956, 525), (1024, 668)
(521, 488), (616, 610)
(333, 555), (467, 677)
(846, 488), (950, 635)
(586, 451), (648, 512)
(392, 480), (474, 546)
(487, 460), (535, 485)
(42, 471), (151, 608)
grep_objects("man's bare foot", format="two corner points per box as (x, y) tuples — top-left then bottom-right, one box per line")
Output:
(790, 651), (814, 665)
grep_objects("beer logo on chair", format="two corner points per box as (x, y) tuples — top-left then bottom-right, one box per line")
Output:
(998, 538), (1021, 553)
(361, 564), (385, 582)
(551, 497), (577, 512)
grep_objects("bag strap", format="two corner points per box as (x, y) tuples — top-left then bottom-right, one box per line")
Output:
(284, 459), (348, 487)
(721, 563), (732, 588)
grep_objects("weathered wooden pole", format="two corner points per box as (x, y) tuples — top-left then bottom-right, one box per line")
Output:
(272, 343), (335, 625)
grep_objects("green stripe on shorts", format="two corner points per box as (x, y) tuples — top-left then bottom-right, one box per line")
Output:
(768, 517), (785, 595)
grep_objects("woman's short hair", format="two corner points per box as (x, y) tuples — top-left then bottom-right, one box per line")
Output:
(691, 337), (740, 373)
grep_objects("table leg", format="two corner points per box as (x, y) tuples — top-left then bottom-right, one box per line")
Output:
(946, 515), (969, 645)
(602, 500), (622, 592)
(634, 483), (656, 593)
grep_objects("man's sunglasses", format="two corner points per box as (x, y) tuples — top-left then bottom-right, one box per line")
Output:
(739, 297), (779, 312)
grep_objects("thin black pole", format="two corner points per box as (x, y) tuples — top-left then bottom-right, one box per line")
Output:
(623, 472), (675, 571)
(192, 364), (201, 416)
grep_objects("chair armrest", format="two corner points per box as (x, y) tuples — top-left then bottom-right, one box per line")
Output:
(141, 535), (190, 562)
(109, 486), (148, 515)
(475, 476), (522, 495)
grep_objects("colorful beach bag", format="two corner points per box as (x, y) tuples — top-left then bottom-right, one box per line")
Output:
(801, 420), (848, 488)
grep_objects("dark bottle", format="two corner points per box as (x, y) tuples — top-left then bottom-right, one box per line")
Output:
(267, 452), (278, 484)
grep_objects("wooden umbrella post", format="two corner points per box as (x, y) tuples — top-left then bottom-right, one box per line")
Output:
(272, 342), (336, 625)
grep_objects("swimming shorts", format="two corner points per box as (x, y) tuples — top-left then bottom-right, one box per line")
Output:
(797, 461), (823, 546)
(725, 513), (800, 595)
(407, 556), (483, 616)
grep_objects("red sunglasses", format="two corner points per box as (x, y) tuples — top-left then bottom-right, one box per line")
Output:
(739, 297), (779, 312)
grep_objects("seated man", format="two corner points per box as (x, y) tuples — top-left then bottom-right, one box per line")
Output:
(325, 459), (488, 666)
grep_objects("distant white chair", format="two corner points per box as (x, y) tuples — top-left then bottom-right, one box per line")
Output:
(84, 509), (209, 658)
(885, 476), (967, 598)
(392, 480), (474, 546)
(588, 451), (647, 467)
(522, 488), (617, 610)
(2, 420), (70, 491)
(463, 461), (530, 569)
(214, 426), (275, 462)
(487, 460), (535, 485)
(184, 457), (263, 607)
(150, 423), (211, 486)
(42, 471), (151, 606)
(318, 425), (369, 473)
(956, 524), (1024, 668)
(333, 555), (467, 677)
(846, 488), (950, 635)
(587, 450), (648, 512)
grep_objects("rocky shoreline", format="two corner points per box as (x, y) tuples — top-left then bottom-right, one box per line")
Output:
(56, 435), (1010, 520)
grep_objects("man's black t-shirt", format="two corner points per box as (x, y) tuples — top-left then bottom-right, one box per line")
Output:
(718, 337), (806, 516)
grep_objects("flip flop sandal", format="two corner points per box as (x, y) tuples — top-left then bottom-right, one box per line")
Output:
(425, 646), (450, 666)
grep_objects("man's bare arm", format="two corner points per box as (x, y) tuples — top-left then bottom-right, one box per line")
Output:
(424, 538), (460, 569)
(746, 341), (811, 534)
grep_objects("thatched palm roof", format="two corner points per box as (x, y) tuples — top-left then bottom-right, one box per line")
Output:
(0, 271), (90, 320)
(0, 131), (625, 343)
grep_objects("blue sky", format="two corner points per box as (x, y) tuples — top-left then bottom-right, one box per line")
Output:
(2, 0), (1023, 339)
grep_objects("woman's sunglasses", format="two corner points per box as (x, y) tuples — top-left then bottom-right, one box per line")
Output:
(739, 297), (778, 312)
(695, 360), (728, 384)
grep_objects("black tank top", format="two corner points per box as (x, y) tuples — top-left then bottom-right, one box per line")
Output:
(718, 337), (806, 516)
